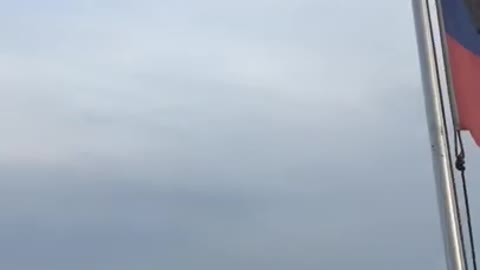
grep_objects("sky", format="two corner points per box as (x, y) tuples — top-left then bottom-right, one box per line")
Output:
(1, 0), (480, 269)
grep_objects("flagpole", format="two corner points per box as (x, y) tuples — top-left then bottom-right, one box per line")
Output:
(412, 1), (466, 270)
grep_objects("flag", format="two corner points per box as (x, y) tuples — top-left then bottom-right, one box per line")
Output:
(441, 0), (480, 145)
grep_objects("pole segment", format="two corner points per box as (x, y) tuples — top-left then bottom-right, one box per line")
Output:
(412, 0), (466, 269)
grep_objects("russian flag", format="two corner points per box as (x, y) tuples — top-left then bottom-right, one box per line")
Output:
(441, 0), (480, 145)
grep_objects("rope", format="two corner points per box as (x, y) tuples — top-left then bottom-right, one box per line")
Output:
(425, 1), (471, 268)
(455, 132), (478, 270)
(438, 0), (479, 263)
(429, 0), (479, 268)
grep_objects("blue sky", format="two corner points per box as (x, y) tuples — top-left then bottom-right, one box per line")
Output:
(1, 0), (480, 269)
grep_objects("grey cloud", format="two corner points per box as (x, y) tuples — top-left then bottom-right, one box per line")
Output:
(0, 0), (471, 269)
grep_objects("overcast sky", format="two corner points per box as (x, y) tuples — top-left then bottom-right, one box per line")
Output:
(1, 0), (480, 269)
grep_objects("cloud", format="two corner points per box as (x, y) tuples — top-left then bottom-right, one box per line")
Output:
(0, 0), (464, 269)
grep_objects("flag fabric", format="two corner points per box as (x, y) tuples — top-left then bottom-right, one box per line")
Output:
(441, 0), (480, 145)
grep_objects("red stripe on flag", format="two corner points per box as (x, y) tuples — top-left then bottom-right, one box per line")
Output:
(447, 35), (480, 145)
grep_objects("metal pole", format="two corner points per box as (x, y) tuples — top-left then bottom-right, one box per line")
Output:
(411, 0), (466, 270)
